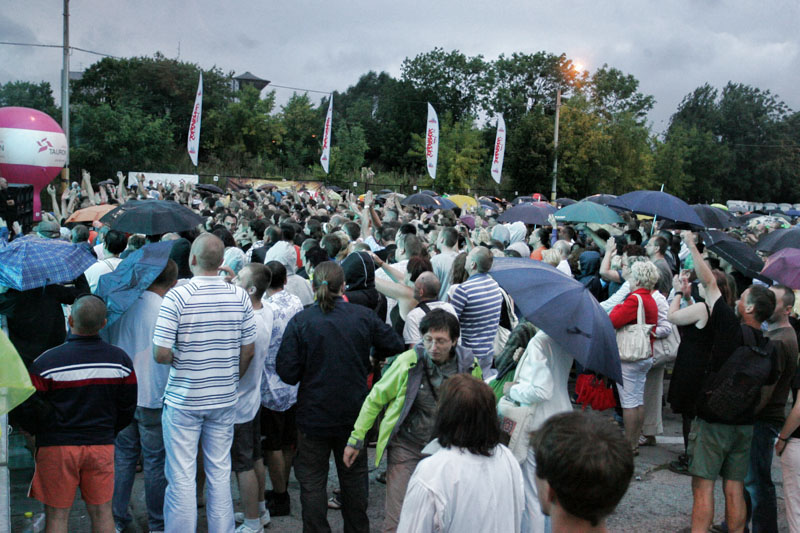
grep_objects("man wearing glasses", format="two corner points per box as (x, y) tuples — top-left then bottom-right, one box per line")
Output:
(343, 310), (482, 532)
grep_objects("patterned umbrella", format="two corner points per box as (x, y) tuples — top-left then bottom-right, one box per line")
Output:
(0, 236), (97, 291)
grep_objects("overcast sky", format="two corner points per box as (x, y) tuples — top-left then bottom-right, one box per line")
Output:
(2, 0), (798, 134)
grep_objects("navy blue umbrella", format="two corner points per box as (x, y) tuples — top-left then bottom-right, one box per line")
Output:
(582, 194), (618, 205)
(497, 202), (556, 225)
(756, 228), (800, 254)
(490, 257), (622, 383)
(96, 241), (176, 327)
(401, 193), (441, 209)
(609, 190), (704, 228)
(433, 196), (458, 210)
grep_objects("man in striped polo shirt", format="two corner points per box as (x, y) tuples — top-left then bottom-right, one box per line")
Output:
(449, 246), (504, 377)
(154, 233), (257, 533)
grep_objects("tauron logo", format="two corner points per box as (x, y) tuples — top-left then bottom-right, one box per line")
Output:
(37, 138), (53, 153)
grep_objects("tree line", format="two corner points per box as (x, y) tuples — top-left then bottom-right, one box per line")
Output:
(1, 48), (798, 201)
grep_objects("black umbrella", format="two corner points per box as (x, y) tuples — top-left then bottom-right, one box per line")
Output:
(705, 238), (768, 282)
(609, 190), (704, 228)
(401, 193), (441, 209)
(378, 189), (394, 194)
(755, 228), (800, 254)
(555, 197), (577, 207)
(326, 185), (344, 193)
(582, 194), (618, 205)
(100, 200), (206, 234)
(195, 183), (224, 194)
(419, 189), (438, 196)
(497, 203), (556, 225)
(692, 204), (741, 229)
(700, 230), (737, 247)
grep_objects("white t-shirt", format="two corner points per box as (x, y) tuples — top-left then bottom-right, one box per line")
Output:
(235, 305), (273, 423)
(86, 257), (123, 293)
(103, 290), (169, 409)
(403, 301), (458, 346)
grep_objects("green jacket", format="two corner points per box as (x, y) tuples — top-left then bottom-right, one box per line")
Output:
(347, 344), (482, 466)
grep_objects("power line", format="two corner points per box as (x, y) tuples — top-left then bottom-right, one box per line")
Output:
(0, 41), (120, 59)
(268, 83), (330, 95)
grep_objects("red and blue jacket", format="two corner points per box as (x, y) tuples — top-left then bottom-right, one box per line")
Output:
(18, 334), (137, 447)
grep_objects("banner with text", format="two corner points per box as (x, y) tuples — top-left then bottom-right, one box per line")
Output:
(187, 73), (203, 166)
(425, 103), (439, 180)
(320, 95), (333, 174)
(490, 115), (506, 184)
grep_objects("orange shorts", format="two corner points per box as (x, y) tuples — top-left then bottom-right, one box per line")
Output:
(29, 445), (114, 508)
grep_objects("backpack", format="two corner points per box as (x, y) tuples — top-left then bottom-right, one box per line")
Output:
(698, 325), (775, 424)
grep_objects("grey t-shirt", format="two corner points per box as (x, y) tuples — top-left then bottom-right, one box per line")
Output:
(395, 354), (459, 447)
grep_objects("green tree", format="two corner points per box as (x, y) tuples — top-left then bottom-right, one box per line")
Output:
(70, 103), (174, 179)
(278, 93), (320, 172)
(589, 65), (655, 121)
(408, 114), (486, 192)
(401, 48), (487, 121)
(0, 81), (60, 120)
(483, 52), (586, 124)
(330, 121), (369, 178)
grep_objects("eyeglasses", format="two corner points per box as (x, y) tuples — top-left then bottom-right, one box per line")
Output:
(422, 336), (451, 347)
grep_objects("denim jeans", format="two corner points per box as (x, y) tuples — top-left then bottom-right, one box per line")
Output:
(113, 407), (167, 532)
(294, 431), (369, 533)
(744, 420), (779, 533)
(162, 404), (235, 533)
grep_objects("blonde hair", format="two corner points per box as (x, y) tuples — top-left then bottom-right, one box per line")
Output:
(542, 248), (561, 267)
(630, 261), (660, 291)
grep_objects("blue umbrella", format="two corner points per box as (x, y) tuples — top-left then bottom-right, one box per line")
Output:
(609, 190), (704, 228)
(490, 257), (622, 383)
(0, 236), (97, 291)
(582, 194), (618, 205)
(554, 201), (623, 224)
(497, 202), (556, 225)
(402, 193), (441, 209)
(96, 241), (176, 327)
(434, 196), (458, 210)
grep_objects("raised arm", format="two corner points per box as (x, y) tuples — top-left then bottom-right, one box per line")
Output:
(82, 170), (97, 205)
(600, 239), (622, 283)
(683, 231), (720, 309)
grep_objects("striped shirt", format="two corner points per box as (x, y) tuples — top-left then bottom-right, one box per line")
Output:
(449, 273), (503, 360)
(153, 276), (257, 410)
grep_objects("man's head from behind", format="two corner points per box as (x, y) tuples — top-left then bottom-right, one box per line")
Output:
(413, 271), (440, 302)
(189, 233), (225, 274)
(532, 411), (633, 527)
(69, 294), (108, 335)
(466, 246), (493, 276)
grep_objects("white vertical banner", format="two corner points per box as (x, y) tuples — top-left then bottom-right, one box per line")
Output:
(320, 95), (333, 174)
(425, 103), (439, 180)
(490, 114), (506, 184)
(187, 72), (203, 166)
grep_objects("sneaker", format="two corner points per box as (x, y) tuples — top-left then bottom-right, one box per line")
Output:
(234, 510), (270, 527)
(235, 523), (263, 533)
(668, 456), (691, 476)
(327, 494), (342, 510)
(638, 435), (656, 447)
(376, 470), (387, 484)
(268, 492), (291, 517)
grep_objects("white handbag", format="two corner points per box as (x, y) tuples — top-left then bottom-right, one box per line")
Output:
(616, 294), (654, 362)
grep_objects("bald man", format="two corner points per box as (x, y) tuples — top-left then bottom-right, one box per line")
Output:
(402, 271), (458, 348)
(450, 246), (504, 377)
(19, 294), (137, 533)
(153, 233), (257, 532)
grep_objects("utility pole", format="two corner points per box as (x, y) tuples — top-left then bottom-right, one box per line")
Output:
(550, 87), (561, 203)
(61, 0), (70, 182)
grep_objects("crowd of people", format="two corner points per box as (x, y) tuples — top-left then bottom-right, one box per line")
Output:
(2, 171), (800, 533)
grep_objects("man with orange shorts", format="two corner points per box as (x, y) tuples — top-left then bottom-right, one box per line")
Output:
(16, 294), (137, 532)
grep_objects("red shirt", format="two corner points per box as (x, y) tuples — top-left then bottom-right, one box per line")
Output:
(609, 288), (658, 330)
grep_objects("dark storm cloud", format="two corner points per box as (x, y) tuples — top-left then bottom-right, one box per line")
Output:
(1, 0), (798, 132)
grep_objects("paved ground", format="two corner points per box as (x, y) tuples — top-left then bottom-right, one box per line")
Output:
(9, 387), (791, 532)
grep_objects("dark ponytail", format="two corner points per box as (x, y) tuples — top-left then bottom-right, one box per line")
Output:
(313, 261), (344, 313)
